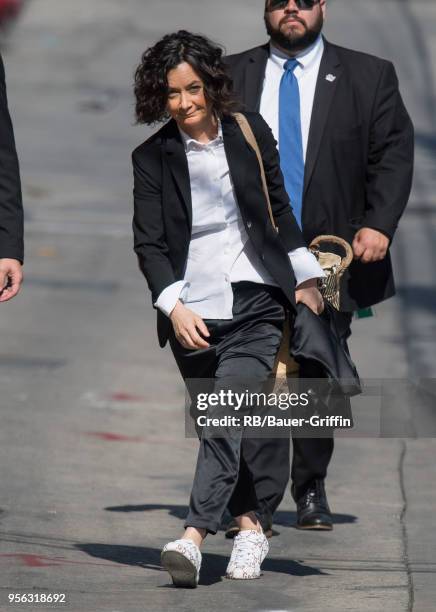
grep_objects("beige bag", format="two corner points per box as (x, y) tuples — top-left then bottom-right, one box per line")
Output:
(309, 235), (353, 311)
(233, 113), (353, 383)
(233, 112), (296, 382)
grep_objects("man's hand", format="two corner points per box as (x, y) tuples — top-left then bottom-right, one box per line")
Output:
(352, 227), (389, 263)
(0, 258), (23, 302)
(295, 278), (324, 315)
(170, 301), (210, 350)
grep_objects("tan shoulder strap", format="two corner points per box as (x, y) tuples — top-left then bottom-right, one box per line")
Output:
(233, 113), (278, 231)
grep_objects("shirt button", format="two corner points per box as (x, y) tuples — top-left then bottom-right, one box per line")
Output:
(247, 221), (252, 229)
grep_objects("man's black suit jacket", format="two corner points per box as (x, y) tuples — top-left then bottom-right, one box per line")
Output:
(132, 112), (306, 347)
(225, 39), (414, 311)
(0, 54), (23, 262)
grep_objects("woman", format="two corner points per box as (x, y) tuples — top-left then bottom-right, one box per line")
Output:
(132, 30), (324, 587)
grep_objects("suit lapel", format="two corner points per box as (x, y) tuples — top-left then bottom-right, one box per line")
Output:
(243, 45), (269, 111)
(304, 39), (342, 196)
(164, 120), (192, 228)
(163, 117), (253, 229)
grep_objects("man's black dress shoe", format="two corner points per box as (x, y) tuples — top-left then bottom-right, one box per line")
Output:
(224, 509), (273, 539)
(293, 480), (333, 530)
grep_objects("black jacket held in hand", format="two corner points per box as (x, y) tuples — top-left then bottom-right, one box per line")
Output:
(225, 39), (414, 311)
(291, 303), (360, 397)
(132, 112), (306, 347)
(290, 303), (361, 426)
(0, 55), (23, 262)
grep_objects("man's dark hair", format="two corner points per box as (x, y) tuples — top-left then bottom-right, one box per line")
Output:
(134, 30), (238, 125)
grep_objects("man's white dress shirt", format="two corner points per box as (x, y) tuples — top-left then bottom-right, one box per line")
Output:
(155, 121), (324, 319)
(260, 35), (324, 160)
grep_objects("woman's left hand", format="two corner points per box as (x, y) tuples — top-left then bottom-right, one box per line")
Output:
(295, 279), (324, 315)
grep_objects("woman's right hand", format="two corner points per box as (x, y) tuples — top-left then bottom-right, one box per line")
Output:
(170, 301), (210, 349)
(295, 279), (324, 315)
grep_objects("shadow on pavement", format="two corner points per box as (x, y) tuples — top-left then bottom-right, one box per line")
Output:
(76, 543), (325, 586)
(415, 131), (436, 155)
(105, 503), (358, 531)
(272, 510), (357, 528)
(396, 286), (436, 314)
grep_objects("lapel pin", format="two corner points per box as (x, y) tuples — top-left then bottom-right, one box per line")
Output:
(325, 74), (336, 82)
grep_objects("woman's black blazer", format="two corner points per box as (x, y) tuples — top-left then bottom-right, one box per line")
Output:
(132, 111), (306, 347)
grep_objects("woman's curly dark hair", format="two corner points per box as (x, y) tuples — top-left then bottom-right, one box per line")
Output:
(134, 30), (239, 124)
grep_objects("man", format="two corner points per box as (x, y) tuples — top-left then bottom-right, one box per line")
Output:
(225, 0), (414, 532)
(0, 53), (23, 302)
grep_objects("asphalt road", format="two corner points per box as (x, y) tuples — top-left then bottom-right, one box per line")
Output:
(0, 1), (435, 611)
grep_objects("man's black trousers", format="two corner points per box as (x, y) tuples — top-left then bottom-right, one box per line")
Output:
(244, 309), (353, 512)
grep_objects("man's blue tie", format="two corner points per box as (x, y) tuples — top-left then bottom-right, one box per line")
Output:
(279, 58), (304, 228)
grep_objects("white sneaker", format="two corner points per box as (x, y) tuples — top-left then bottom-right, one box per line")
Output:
(226, 529), (269, 579)
(161, 539), (202, 588)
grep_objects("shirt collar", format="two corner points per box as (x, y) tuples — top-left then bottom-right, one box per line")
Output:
(178, 119), (223, 151)
(269, 34), (324, 72)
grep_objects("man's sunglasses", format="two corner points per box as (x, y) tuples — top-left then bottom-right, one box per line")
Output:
(267, 0), (320, 11)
